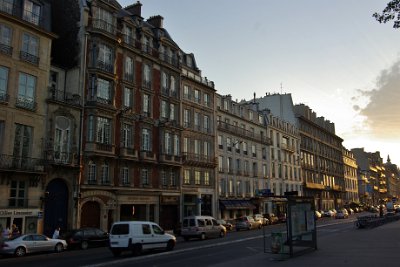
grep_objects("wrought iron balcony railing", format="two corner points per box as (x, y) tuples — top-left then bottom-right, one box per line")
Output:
(0, 154), (44, 172)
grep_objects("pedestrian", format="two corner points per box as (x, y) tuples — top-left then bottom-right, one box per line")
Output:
(11, 224), (20, 238)
(52, 226), (60, 239)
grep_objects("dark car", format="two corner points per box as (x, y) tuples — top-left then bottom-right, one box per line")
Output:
(61, 228), (109, 250)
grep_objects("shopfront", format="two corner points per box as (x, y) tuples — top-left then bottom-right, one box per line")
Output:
(0, 209), (43, 235)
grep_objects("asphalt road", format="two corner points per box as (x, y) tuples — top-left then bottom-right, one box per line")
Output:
(0, 214), (360, 267)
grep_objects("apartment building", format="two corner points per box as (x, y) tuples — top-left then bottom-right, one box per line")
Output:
(342, 147), (359, 204)
(294, 104), (344, 211)
(180, 52), (217, 218)
(49, 0), (183, 232)
(216, 94), (271, 219)
(384, 156), (400, 202)
(0, 0), (56, 234)
(251, 93), (301, 215)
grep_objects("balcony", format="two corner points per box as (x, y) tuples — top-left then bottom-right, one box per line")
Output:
(45, 151), (79, 167)
(123, 34), (137, 48)
(0, 154), (44, 173)
(96, 60), (114, 73)
(16, 97), (36, 111)
(159, 153), (182, 165)
(217, 121), (272, 145)
(85, 142), (115, 155)
(0, 43), (12, 56)
(86, 95), (113, 107)
(48, 87), (81, 106)
(91, 19), (116, 35)
(0, 92), (9, 103)
(182, 152), (217, 167)
(140, 150), (156, 161)
(305, 182), (325, 190)
(20, 51), (39, 65)
(119, 147), (138, 159)
(281, 143), (296, 153)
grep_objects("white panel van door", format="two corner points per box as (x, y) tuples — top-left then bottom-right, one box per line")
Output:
(140, 223), (155, 250)
(151, 224), (168, 249)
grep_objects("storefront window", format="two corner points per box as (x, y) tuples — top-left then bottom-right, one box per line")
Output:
(9, 180), (26, 207)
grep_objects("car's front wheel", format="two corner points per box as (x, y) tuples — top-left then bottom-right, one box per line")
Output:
(81, 241), (89, 250)
(166, 240), (175, 251)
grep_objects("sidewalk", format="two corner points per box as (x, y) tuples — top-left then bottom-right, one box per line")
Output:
(213, 218), (400, 267)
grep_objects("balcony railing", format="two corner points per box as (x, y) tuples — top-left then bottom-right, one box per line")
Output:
(16, 97), (36, 111)
(0, 154), (44, 172)
(217, 120), (272, 145)
(96, 60), (114, 73)
(182, 152), (216, 166)
(0, 43), (12, 56)
(123, 34), (137, 47)
(159, 52), (179, 68)
(48, 87), (81, 106)
(142, 80), (151, 90)
(91, 19), (116, 35)
(0, 92), (9, 103)
(20, 51), (39, 65)
(86, 95), (113, 106)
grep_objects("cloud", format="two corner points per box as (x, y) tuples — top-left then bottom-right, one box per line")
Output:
(355, 59), (400, 139)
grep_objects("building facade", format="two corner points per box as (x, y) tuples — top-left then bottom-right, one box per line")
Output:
(342, 147), (359, 205)
(216, 94), (271, 219)
(0, 0), (56, 234)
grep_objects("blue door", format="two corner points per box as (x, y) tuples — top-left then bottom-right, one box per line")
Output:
(43, 179), (68, 237)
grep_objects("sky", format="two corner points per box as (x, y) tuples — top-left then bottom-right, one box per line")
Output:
(120, 0), (400, 166)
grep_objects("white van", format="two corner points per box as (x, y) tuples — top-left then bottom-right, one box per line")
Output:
(181, 215), (226, 241)
(109, 221), (176, 257)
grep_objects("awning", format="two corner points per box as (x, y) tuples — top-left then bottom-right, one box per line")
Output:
(219, 200), (256, 210)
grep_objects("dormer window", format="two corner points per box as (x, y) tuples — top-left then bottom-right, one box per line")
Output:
(23, 0), (41, 25)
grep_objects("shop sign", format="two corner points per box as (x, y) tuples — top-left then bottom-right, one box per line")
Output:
(0, 209), (38, 217)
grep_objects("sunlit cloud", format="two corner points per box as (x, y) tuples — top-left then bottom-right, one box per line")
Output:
(353, 58), (400, 139)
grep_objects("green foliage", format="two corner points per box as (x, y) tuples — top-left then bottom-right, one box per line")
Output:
(373, 0), (400, 28)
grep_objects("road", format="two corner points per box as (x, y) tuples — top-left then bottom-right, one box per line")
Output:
(0, 215), (360, 267)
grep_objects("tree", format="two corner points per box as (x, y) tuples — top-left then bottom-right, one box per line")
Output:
(373, 0), (400, 28)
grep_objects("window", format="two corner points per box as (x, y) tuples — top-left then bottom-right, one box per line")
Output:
(96, 117), (111, 144)
(184, 169), (190, 184)
(124, 87), (132, 108)
(54, 116), (71, 163)
(161, 171), (167, 186)
(142, 224), (151, 235)
(169, 103), (175, 121)
(203, 141), (209, 157)
(161, 100), (167, 118)
(195, 171), (201, 185)
(9, 180), (26, 207)
(13, 124), (32, 165)
(252, 144), (256, 157)
(170, 171), (176, 186)
(194, 139), (200, 155)
(217, 135), (223, 149)
(141, 128), (150, 151)
(161, 71), (168, 90)
(122, 123), (132, 148)
(121, 167), (129, 185)
(194, 112), (200, 130)
(124, 26), (134, 45)
(124, 56), (134, 81)
(17, 73), (36, 109)
(0, 66), (9, 100)
(204, 115), (210, 132)
(164, 132), (172, 154)
(143, 64), (151, 86)
(0, 0), (13, 14)
(220, 178), (226, 195)
(94, 7), (115, 33)
(204, 93), (210, 107)
(142, 94), (150, 116)
(101, 162), (110, 184)
(226, 137), (231, 151)
(23, 0), (41, 25)
(173, 134), (179, 156)
(194, 89), (200, 103)
(249, 110), (253, 120)
(237, 180), (242, 195)
(183, 109), (190, 127)
(141, 168), (149, 185)
(97, 78), (112, 104)
(183, 137), (188, 153)
(88, 161), (96, 183)
(183, 85), (190, 99)
(218, 156), (223, 172)
(204, 171), (210, 185)
(0, 121), (4, 153)
(97, 43), (113, 72)
(170, 76), (176, 95)
(0, 24), (12, 51)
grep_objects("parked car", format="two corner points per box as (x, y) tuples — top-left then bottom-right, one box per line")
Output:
(323, 210), (336, 217)
(0, 234), (67, 257)
(235, 216), (262, 231)
(335, 209), (349, 219)
(181, 215), (226, 241)
(61, 227), (109, 250)
(109, 221), (176, 256)
(264, 213), (279, 224)
(217, 219), (233, 231)
(253, 214), (268, 226)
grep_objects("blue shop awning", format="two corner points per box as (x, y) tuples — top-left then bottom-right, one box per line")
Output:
(219, 200), (256, 210)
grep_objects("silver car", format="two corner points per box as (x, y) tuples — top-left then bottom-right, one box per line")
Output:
(0, 234), (68, 257)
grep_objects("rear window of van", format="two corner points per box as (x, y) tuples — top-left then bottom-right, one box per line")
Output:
(111, 224), (129, 235)
(183, 218), (196, 227)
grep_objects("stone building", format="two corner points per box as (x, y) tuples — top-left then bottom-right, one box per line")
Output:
(0, 0), (56, 234)
(342, 147), (359, 205)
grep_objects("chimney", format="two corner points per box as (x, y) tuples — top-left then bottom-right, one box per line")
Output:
(147, 15), (164, 28)
(125, 1), (142, 17)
